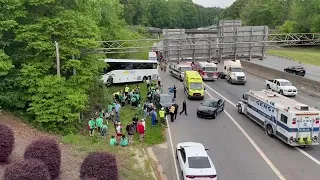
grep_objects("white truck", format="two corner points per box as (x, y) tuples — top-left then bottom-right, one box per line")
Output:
(265, 79), (298, 96)
(168, 62), (192, 81)
(237, 89), (319, 146)
(220, 60), (246, 84)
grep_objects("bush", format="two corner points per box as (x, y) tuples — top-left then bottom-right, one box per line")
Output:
(3, 158), (51, 180)
(24, 138), (61, 180)
(80, 152), (118, 180)
(0, 124), (14, 163)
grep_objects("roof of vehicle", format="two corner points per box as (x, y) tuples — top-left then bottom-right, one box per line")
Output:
(104, 59), (157, 63)
(185, 71), (201, 77)
(287, 65), (304, 69)
(177, 142), (207, 157)
(248, 89), (320, 113)
(204, 98), (219, 102)
(198, 61), (217, 67)
(274, 79), (290, 82)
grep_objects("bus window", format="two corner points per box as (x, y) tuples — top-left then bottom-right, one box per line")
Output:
(152, 63), (157, 69)
(123, 62), (133, 70)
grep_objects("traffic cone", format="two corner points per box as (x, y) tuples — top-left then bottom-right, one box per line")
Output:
(306, 136), (312, 145)
(298, 137), (305, 145)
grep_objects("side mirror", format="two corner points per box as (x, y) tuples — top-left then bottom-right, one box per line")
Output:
(205, 148), (209, 151)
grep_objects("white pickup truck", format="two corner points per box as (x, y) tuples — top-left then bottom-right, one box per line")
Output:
(265, 79), (298, 96)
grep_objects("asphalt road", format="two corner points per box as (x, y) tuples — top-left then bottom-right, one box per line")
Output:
(251, 56), (320, 82)
(159, 66), (320, 180)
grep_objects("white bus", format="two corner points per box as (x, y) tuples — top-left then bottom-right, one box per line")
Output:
(102, 59), (159, 86)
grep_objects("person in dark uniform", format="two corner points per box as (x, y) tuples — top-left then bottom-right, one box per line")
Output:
(173, 85), (177, 100)
(173, 102), (179, 120)
(180, 99), (187, 115)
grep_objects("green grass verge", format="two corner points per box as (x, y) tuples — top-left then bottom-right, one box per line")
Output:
(61, 81), (165, 179)
(125, 39), (160, 60)
(267, 47), (320, 66)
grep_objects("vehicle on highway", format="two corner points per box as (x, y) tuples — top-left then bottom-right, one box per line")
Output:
(176, 142), (217, 180)
(169, 62), (192, 81)
(102, 58), (158, 86)
(266, 79), (298, 96)
(197, 98), (225, 119)
(220, 60), (246, 84)
(148, 51), (157, 61)
(191, 61), (219, 80)
(152, 93), (173, 113)
(284, 66), (306, 76)
(237, 89), (320, 146)
(183, 71), (205, 100)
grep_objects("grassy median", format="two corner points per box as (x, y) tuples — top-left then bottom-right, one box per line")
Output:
(267, 47), (320, 66)
(61, 81), (165, 179)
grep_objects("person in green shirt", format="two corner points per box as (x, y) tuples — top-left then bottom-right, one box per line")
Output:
(98, 109), (104, 118)
(119, 93), (124, 107)
(96, 117), (103, 133)
(101, 124), (107, 138)
(120, 135), (129, 147)
(88, 118), (96, 137)
(110, 135), (117, 146)
(131, 95), (137, 107)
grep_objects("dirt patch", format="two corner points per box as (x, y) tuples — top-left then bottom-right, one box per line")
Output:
(0, 111), (83, 180)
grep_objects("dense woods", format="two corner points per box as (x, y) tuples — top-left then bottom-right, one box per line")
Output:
(220, 0), (320, 33)
(120, 0), (223, 29)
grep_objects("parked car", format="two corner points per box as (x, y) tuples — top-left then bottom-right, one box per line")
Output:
(284, 66), (305, 76)
(176, 142), (217, 180)
(152, 93), (173, 112)
(197, 98), (225, 119)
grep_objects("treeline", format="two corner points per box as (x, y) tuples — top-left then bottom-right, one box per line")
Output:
(0, 0), (141, 133)
(120, 0), (223, 29)
(220, 0), (320, 33)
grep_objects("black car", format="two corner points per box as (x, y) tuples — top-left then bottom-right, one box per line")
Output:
(284, 66), (305, 76)
(153, 93), (173, 113)
(197, 98), (225, 119)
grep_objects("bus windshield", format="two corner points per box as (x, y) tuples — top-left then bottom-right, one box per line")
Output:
(190, 82), (203, 90)
(104, 61), (157, 73)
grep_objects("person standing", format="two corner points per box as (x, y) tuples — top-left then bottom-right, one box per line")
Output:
(159, 107), (166, 126)
(132, 114), (139, 131)
(151, 109), (157, 127)
(180, 99), (188, 115)
(88, 118), (95, 137)
(173, 102), (179, 120)
(137, 120), (145, 142)
(101, 124), (108, 138)
(95, 116), (103, 134)
(169, 105), (175, 122)
(124, 85), (130, 97)
(157, 75), (161, 87)
(116, 122), (123, 143)
(173, 85), (177, 100)
(126, 123), (135, 143)
(146, 77), (150, 89)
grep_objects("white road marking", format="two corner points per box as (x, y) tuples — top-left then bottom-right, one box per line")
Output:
(204, 83), (320, 168)
(205, 90), (286, 180)
(295, 147), (320, 166)
(166, 116), (181, 180)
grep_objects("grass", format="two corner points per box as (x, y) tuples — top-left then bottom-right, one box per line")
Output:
(267, 47), (320, 66)
(61, 81), (165, 179)
(125, 39), (160, 60)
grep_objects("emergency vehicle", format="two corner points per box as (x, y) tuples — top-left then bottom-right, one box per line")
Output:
(191, 61), (218, 80)
(237, 89), (319, 146)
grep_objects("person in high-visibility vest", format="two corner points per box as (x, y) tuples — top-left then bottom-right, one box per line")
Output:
(124, 85), (130, 97)
(159, 107), (166, 125)
(169, 105), (175, 122)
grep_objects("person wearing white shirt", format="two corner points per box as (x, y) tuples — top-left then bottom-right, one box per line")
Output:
(157, 76), (161, 86)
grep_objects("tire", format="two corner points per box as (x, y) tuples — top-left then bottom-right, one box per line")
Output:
(238, 105), (242, 114)
(175, 149), (178, 160)
(266, 124), (274, 137)
(298, 72), (303, 76)
(212, 111), (217, 119)
(280, 90), (283, 95)
(142, 76), (147, 82)
(221, 105), (225, 111)
(267, 84), (270, 89)
(106, 77), (113, 87)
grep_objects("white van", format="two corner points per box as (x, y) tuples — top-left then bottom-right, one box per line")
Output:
(220, 60), (246, 84)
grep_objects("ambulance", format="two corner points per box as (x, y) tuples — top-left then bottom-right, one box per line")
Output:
(237, 89), (319, 146)
(183, 71), (205, 100)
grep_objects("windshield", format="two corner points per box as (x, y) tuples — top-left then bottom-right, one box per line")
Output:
(203, 67), (217, 71)
(180, 67), (191, 72)
(231, 67), (243, 72)
(202, 100), (217, 107)
(190, 82), (203, 90)
(160, 95), (172, 103)
(188, 157), (211, 169)
(280, 82), (293, 86)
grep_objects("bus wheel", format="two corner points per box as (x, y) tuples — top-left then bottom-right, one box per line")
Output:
(143, 76), (147, 82)
(106, 78), (113, 87)
(266, 124), (274, 137)
(148, 75), (151, 80)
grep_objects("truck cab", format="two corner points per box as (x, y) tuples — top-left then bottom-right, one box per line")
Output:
(191, 61), (218, 80)
(183, 71), (205, 100)
(221, 60), (246, 85)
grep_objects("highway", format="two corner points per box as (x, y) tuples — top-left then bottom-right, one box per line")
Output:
(159, 66), (320, 180)
(251, 56), (320, 82)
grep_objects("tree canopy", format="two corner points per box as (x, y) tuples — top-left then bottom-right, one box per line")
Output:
(220, 0), (320, 33)
(120, 0), (223, 29)
(0, 0), (139, 133)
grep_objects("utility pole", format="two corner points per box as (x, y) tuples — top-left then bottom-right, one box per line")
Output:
(55, 41), (61, 76)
